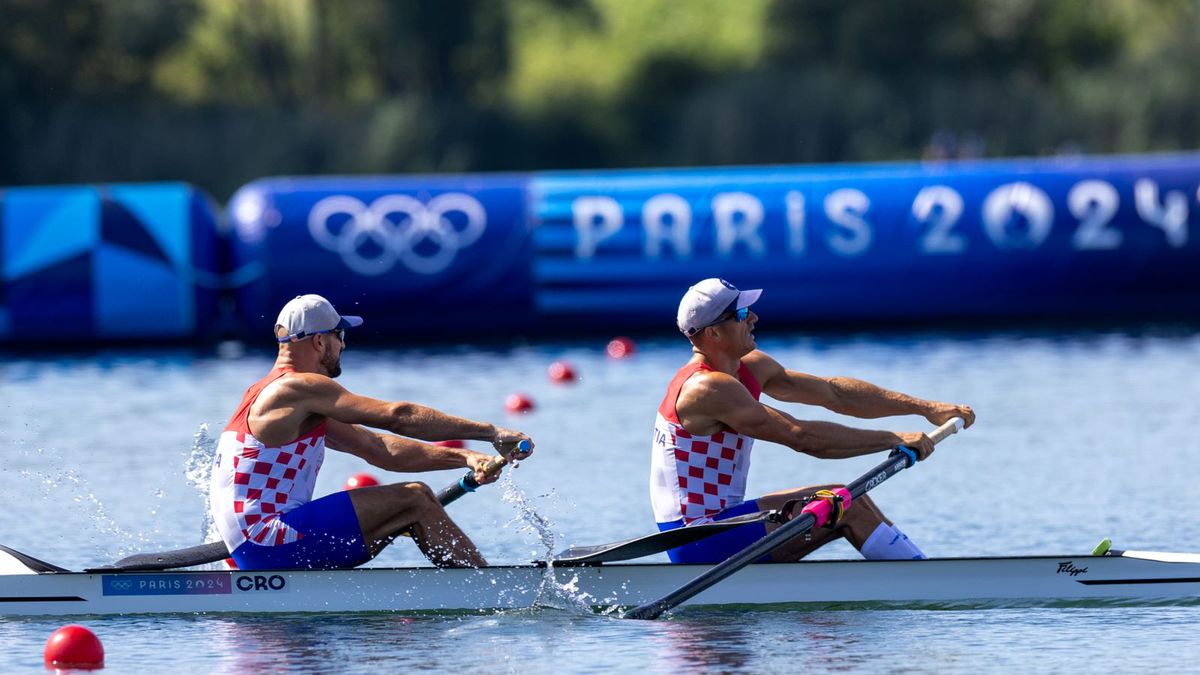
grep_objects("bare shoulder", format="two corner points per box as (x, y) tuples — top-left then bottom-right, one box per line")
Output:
(741, 350), (785, 382)
(261, 371), (342, 403)
(678, 369), (753, 409)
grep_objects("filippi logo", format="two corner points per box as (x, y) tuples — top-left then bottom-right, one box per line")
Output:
(308, 193), (487, 276)
(1056, 561), (1088, 577)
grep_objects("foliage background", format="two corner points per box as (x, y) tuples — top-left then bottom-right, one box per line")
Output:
(1, 0), (1197, 199)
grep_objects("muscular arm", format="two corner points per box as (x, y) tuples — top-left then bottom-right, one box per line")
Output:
(265, 373), (500, 442)
(680, 372), (934, 460)
(249, 373), (532, 476)
(325, 420), (490, 473)
(743, 350), (975, 428)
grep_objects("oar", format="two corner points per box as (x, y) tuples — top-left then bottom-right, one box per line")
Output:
(554, 512), (773, 565)
(97, 440), (531, 572)
(436, 439), (531, 504)
(624, 417), (965, 620)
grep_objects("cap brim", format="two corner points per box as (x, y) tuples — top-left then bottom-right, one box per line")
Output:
(337, 315), (364, 329)
(736, 289), (762, 309)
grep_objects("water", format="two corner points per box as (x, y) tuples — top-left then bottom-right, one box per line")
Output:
(3, 327), (1200, 672)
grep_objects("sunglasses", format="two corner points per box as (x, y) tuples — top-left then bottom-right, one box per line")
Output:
(322, 328), (346, 343)
(690, 306), (750, 335)
(277, 327), (345, 343)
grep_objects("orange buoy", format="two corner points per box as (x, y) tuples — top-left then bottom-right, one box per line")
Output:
(44, 625), (104, 670)
(606, 336), (636, 359)
(433, 440), (465, 448)
(548, 361), (576, 382)
(505, 393), (535, 413)
(343, 473), (380, 490)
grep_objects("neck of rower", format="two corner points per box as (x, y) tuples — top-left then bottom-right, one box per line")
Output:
(691, 342), (741, 375)
(274, 343), (319, 374)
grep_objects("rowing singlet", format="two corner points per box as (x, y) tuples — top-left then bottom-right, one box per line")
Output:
(209, 367), (327, 551)
(650, 361), (761, 525)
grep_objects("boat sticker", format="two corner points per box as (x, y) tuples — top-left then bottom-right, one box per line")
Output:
(102, 573), (232, 596)
(234, 574), (288, 593)
(1056, 561), (1088, 577)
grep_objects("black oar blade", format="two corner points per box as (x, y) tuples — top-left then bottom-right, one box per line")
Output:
(89, 541), (230, 572)
(0, 544), (71, 573)
(554, 513), (771, 565)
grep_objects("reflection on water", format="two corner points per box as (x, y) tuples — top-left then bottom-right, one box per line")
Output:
(206, 614), (425, 672)
(2, 600), (1199, 672)
(652, 614), (763, 672)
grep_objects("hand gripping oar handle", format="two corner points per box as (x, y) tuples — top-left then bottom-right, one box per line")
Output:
(436, 439), (532, 506)
(624, 417), (966, 620)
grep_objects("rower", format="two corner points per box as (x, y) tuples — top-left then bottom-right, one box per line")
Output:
(650, 278), (975, 563)
(209, 294), (533, 570)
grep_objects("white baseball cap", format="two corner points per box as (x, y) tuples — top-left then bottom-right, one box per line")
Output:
(275, 294), (363, 343)
(677, 278), (762, 336)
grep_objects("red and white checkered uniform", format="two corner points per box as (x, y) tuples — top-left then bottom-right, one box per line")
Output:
(650, 362), (761, 525)
(210, 367), (327, 550)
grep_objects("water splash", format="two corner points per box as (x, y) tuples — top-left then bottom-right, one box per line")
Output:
(185, 423), (223, 556)
(13, 446), (139, 558)
(497, 473), (622, 614)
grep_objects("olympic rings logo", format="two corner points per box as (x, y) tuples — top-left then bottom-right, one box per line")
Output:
(307, 193), (488, 276)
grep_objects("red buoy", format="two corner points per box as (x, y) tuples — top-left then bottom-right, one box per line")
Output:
(505, 393), (535, 413)
(343, 473), (380, 490)
(548, 361), (576, 382)
(44, 625), (104, 670)
(433, 440), (466, 448)
(606, 336), (636, 359)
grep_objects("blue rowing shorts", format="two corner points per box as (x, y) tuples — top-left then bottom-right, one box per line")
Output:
(231, 491), (370, 570)
(657, 499), (772, 565)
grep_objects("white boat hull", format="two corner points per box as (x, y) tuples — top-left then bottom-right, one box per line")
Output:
(3, 552), (1199, 617)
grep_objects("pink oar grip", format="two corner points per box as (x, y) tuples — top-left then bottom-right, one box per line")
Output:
(798, 487), (852, 528)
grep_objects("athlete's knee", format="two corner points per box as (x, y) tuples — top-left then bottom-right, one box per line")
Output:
(396, 481), (438, 505)
(845, 493), (885, 523)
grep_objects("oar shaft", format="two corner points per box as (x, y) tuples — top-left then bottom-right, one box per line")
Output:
(436, 456), (508, 505)
(624, 417), (964, 620)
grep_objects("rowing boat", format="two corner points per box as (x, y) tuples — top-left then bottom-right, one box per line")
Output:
(6, 423), (1199, 617)
(3, 544), (1198, 617)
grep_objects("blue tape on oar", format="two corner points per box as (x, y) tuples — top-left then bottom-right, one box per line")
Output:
(896, 446), (918, 467)
(459, 475), (478, 493)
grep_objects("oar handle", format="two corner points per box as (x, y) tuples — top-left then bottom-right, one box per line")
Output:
(929, 416), (966, 444)
(892, 416), (965, 468)
(436, 439), (531, 506)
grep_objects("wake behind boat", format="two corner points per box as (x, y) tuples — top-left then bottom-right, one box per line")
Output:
(2, 544), (1199, 617)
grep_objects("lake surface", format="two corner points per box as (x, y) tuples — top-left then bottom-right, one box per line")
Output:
(2, 326), (1200, 672)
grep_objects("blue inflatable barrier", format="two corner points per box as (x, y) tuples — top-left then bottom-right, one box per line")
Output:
(0, 183), (223, 343)
(227, 175), (534, 340)
(531, 153), (1200, 329)
(5, 154), (1198, 345)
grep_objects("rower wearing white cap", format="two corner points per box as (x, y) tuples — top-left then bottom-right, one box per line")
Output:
(210, 294), (533, 570)
(650, 279), (974, 564)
